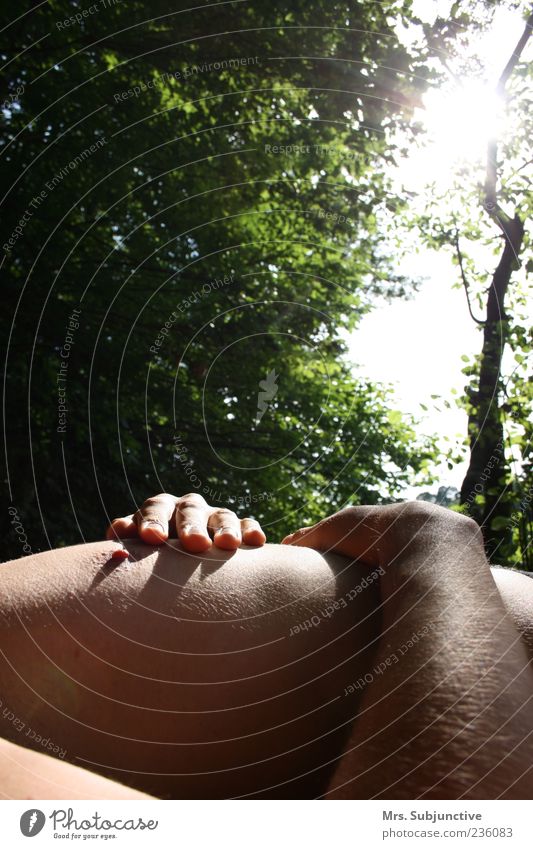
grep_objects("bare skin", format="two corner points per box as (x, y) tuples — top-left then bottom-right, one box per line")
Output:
(283, 502), (533, 798)
(1, 497), (532, 799)
(0, 537), (381, 799)
(105, 492), (266, 551)
(0, 737), (152, 800)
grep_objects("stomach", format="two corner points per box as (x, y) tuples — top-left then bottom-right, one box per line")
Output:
(0, 540), (382, 798)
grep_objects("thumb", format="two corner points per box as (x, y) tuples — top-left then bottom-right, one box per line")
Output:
(281, 506), (383, 567)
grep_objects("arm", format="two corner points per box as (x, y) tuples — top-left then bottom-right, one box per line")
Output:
(284, 501), (533, 798)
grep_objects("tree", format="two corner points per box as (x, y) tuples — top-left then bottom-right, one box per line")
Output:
(458, 11), (533, 564)
(2, 0), (443, 558)
(411, 3), (532, 567)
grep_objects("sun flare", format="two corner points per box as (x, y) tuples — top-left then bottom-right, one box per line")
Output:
(421, 80), (505, 163)
(398, 80), (507, 191)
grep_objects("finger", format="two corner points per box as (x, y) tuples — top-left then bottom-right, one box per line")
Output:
(208, 508), (243, 550)
(176, 494), (212, 553)
(135, 494), (177, 544)
(106, 515), (138, 540)
(281, 525), (316, 546)
(281, 507), (382, 565)
(241, 517), (266, 547)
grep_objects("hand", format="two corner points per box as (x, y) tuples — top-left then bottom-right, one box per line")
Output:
(282, 501), (481, 569)
(281, 504), (383, 565)
(106, 492), (267, 553)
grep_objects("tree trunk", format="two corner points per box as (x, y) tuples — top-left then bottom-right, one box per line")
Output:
(460, 215), (524, 561)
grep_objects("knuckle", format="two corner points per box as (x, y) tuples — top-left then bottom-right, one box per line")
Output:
(143, 495), (167, 508)
(215, 508), (237, 520)
(179, 494), (205, 510)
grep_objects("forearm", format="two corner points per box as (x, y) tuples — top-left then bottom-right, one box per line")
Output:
(326, 508), (533, 799)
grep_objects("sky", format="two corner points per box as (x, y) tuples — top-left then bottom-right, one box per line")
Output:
(342, 2), (531, 495)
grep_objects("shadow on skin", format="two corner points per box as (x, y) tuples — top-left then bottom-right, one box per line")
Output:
(92, 539), (238, 589)
(91, 540), (243, 620)
(0, 538), (386, 798)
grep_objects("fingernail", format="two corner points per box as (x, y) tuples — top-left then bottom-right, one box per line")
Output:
(142, 520), (164, 531)
(216, 527), (240, 538)
(244, 529), (266, 544)
(111, 548), (129, 561)
(140, 521), (167, 543)
(183, 525), (207, 537)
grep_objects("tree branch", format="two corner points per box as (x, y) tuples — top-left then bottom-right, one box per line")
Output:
(484, 11), (533, 220)
(497, 11), (533, 93)
(453, 230), (485, 325)
(460, 12), (530, 558)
